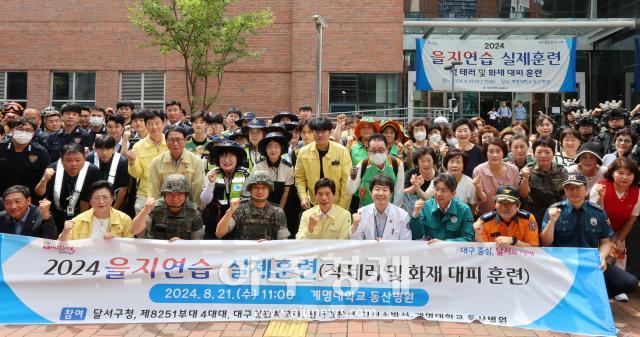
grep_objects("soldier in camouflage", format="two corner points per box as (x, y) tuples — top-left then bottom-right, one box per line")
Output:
(215, 171), (289, 240)
(131, 174), (203, 241)
(593, 102), (628, 155)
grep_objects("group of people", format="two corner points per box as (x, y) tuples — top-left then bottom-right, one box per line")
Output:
(0, 98), (639, 301)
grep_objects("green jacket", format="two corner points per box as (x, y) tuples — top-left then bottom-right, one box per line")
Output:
(410, 197), (475, 241)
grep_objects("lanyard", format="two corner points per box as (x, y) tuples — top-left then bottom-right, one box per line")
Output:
(54, 160), (89, 215)
(93, 153), (120, 185)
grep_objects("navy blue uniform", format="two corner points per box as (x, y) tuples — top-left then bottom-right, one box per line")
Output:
(46, 127), (93, 162)
(542, 200), (638, 298)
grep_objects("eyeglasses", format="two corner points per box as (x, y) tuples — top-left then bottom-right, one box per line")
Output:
(13, 127), (34, 133)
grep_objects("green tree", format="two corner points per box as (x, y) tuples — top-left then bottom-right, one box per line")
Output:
(128, 0), (273, 111)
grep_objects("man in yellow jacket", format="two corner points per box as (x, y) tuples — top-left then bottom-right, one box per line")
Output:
(127, 110), (168, 214)
(295, 118), (352, 210)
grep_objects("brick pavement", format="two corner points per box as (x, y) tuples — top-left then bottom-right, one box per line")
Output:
(1, 292), (638, 337)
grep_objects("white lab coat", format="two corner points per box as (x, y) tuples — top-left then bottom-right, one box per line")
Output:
(350, 203), (412, 240)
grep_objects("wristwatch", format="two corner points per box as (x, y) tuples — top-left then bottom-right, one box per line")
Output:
(511, 236), (518, 245)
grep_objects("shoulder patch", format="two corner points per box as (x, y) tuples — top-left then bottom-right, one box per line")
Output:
(480, 210), (497, 222)
(281, 158), (293, 167)
(586, 200), (604, 211)
(516, 209), (531, 219)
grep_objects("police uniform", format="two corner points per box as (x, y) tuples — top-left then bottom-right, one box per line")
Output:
(148, 199), (203, 240)
(479, 209), (539, 246)
(541, 199), (612, 248)
(230, 201), (289, 240)
(541, 172), (638, 298)
(0, 139), (51, 199)
(45, 127), (93, 162)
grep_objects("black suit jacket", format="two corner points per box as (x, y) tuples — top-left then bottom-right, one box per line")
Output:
(0, 205), (57, 239)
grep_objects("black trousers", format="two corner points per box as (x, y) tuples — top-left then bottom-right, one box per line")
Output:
(604, 264), (638, 298)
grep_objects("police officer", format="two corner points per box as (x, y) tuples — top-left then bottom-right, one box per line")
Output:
(215, 171), (289, 240)
(474, 185), (538, 247)
(0, 118), (51, 199)
(36, 106), (62, 145)
(46, 103), (93, 162)
(132, 174), (203, 241)
(540, 172), (638, 298)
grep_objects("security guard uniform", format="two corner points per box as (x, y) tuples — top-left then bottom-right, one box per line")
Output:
(0, 139), (51, 199)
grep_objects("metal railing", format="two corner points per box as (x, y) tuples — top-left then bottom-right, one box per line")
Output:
(323, 107), (453, 128)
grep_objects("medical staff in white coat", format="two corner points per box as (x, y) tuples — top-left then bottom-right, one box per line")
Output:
(350, 174), (411, 240)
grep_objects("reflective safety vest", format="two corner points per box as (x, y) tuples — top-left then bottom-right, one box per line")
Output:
(212, 168), (250, 206)
(359, 156), (399, 207)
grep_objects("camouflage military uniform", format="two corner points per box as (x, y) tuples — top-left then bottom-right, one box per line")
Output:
(231, 201), (289, 240)
(593, 130), (615, 155)
(520, 162), (567, 225)
(148, 199), (203, 240)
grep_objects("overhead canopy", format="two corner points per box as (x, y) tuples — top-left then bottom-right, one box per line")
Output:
(403, 18), (637, 42)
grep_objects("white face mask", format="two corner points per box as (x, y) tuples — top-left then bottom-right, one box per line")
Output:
(414, 131), (427, 142)
(89, 116), (104, 127)
(12, 131), (33, 145)
(429, 134), (441, 144)
(370, 152), (387, 166)
(447, 137), (459, 147)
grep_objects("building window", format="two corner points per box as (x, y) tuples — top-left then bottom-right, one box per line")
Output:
(329, 73), (398, 114)
(0, 72), (27, 106)
(52, 72), (96, 108)
(120, 72), (165, 109)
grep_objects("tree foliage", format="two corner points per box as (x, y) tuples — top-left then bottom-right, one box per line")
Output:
(128, 0), (273, 111)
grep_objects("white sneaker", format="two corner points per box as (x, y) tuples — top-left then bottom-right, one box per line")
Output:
(615, 293), (629, 302)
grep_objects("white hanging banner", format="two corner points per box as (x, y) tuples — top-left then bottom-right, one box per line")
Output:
(415, 38), (576, 92)
(0, 234), (614, 336)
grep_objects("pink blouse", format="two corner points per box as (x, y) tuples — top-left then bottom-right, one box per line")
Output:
(472, 162), (520, 215)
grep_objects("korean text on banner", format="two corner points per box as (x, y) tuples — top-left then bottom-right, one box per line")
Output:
(416, 38), (576, 92)
(0, 234), (614, 336)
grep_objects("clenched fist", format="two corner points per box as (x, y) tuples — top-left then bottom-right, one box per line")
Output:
(143, 198), (156, 213)
(308, 213), (321, 233)
(207, 168), (219, 183)
(229, 198), (241, 211)
(63, 220), (74, 231)
(413, 199), (425, 217)
(547, 207), (561, 222)
(43, 168), (55, 182)
(38, 198), (51, 218)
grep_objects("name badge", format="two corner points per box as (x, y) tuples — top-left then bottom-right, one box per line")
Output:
(66, 206), (75, 216)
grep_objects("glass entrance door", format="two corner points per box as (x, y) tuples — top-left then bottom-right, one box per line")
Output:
(479, 92), (512, 127)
